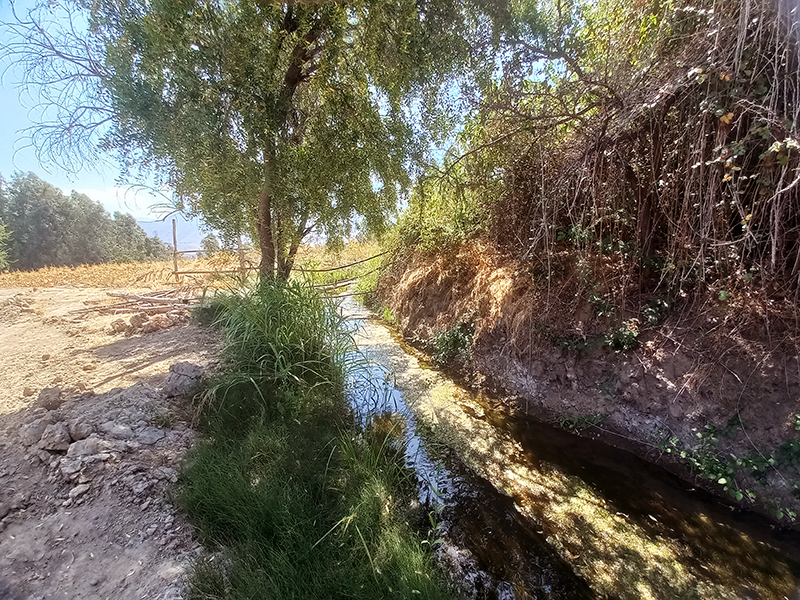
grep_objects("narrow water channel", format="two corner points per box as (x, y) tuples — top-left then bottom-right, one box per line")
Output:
(342, 300), (800, 600)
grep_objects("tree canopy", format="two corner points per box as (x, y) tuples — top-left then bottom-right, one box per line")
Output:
(0, 172), (169, 270)
(2, 0), (508, 278)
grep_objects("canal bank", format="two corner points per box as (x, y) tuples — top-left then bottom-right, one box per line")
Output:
(345, 298), (800, 599)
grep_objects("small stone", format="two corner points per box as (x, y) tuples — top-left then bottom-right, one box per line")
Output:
(0, 502), (10, 519)
(99, 421), (134, 439)
(142, 314), (172, 333)
(154, 467), (178, 483)
(68, 436), (114, 457)
(23, 386), (35, 397)
(20, 418), (52, 446)
(36, 387), (63, 410)
(131, 479), (151, 495)
(68, 484), (91, 499)
(137, 427), (165, 446)
(51, 375), (64, 384)
(82, 363), (97, 371)
(79, 461), (105, 482)
(41, 353), (51, 361)
(68, 421), (94, 441)
(162, 362), (205, 398)
(110, 319), (128, 334)
(39, 423), (71, 452)
(59, 458), (83, 478)
(10, 493), (27, 510)
(129, 314), (149, 330)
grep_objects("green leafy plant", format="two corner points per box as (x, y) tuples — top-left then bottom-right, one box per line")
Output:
(605, 319), (640, 350)
(559, 414), (605, 431)
(428, 316), (476, 366)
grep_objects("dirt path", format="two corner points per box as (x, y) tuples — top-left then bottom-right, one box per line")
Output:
(0, 286), (223, 600)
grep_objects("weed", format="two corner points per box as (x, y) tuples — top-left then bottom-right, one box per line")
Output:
(606, 319), (640, 350)
(151, 409), (173, 429)
(428, 316), (475, 366)
(589, 292), (615, 318)
(559, 414), (605, 431)
(555, 319), (640, 352)
(641, 298), (669, 325)
(657, 423), (800, 512)
(381, 306), (399, 328)
(197, 279), (352, 427)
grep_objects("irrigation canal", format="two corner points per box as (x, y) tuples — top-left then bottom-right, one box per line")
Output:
(342, 299), (800, 599)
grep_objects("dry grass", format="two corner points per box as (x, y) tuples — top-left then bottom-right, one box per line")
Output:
(0, 243), (382, 290)
(0, 256), (237, 289)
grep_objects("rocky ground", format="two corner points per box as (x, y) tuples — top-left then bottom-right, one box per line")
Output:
(0, 287), (222, 600)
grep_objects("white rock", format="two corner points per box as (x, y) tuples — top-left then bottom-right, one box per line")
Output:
(67, 436), (114, 457)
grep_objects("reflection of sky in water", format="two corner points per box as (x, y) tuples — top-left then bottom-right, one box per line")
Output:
(345, 317), (453, 507)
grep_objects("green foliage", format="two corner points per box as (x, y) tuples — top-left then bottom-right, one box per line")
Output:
(606, 319), (640, 351)
(397, 163), (496, 251)
(427, 316), (475, 366)
(559, 414), (605, 431)
(658, 422), (800, 515)
(0, 172), (169, 270)
(200, 234), (221, 258)
(198, 280), (352, 427)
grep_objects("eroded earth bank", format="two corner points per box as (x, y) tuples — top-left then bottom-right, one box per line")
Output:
(375, 244), (800, 525)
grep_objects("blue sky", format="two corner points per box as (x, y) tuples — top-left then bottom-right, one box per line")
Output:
(0, 0), (205, 241)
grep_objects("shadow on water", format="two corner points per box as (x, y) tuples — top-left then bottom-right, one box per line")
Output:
(342, 303), (800, 599)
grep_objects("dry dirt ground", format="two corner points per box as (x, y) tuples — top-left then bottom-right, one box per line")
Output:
(0, 286), (223, 600)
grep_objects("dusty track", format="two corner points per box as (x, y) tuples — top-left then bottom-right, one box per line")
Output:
(0, 286), (222, 599)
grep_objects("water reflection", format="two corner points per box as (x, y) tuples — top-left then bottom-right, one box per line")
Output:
(342, 302), (800, 599)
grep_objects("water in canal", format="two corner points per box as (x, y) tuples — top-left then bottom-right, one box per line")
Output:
(342, 300), (800, 600)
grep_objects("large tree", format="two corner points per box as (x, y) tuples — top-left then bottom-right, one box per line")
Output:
(4, 0), (502, 278)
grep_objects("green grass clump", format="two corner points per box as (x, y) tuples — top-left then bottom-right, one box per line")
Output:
(197, 280), (351, 428)
(180, 279), (455, 600)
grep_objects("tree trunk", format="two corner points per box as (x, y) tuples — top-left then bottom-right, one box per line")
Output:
(257, 186), (275, 280)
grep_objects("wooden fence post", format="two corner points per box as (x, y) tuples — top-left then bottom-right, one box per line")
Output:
(172, 218), (179, 280)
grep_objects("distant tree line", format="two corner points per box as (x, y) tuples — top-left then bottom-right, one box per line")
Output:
(0, 172), (170, 271)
